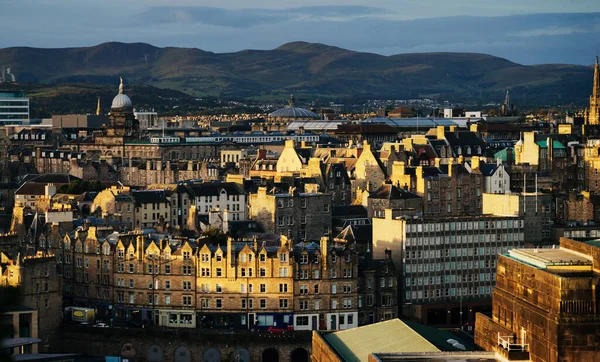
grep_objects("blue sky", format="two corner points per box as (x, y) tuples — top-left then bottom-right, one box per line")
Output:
(1, 0), (600, 64)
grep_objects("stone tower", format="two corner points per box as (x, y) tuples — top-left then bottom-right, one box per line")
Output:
(586, 56), (600, 125)
(107, 77), (138, 137)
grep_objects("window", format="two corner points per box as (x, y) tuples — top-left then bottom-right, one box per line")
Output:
(279, 253), (288, 263)
(300, 254), (309, 264)
(278, 267), (288, 277)
(260, 284), (266, 293)
(297, 316), (309, 326)
(182, 265), (192, 275)
(279, 284), (288, 293)
(216, 284), (222, 293)
(216, 268), (222, 277)
(299, 300), (308, 310)
(324, 203), (330, 213)
(216, 254), (222, 262)
(259, 268), (266, 277)
(215, 299), (223, 309)
(183, 281), (192, 290)
(165, 265), (171, 274)
(332, 300), (338, 309)
(165, 280), (170, 290)
(260, 254), (266, 262)
(260, 299), (266, 309)
(183, 295), (192, 306)
(279, 299), (288, 308)
(332, 284), (337, 294)
(314, 285), (319, 294)
(299, 270), (309, 279)
(300, 285), (309, 295)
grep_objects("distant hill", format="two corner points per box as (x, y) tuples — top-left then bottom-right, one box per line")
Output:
(0, 41), (594, 105)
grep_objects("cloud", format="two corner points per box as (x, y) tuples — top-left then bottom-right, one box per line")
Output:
(510, 24), (600, 37)
(137, 5), (386, 28)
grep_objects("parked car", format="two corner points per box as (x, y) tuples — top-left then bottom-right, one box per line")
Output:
(93, 323), (109, 328)
(267, 326), (287, 334)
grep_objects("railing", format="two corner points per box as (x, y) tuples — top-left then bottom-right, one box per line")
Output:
(498, 334), (529, 352)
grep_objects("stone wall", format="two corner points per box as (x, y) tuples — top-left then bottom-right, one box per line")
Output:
(60, 325), (311, 362)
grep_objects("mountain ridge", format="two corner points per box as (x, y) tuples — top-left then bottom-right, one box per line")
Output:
(0, 41), (594, 104)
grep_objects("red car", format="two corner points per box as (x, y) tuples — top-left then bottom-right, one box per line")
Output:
(267, 326), (287, 334)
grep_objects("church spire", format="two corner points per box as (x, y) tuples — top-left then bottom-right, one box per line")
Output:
(504, 88), (511, 107)
(96, 97), (101, 115)
(119, 77), (124, 95)
(593, 55), (599, 99)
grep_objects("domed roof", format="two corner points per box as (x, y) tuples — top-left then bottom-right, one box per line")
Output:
(269, 95), (318, 119)
(111, 77), (132, 110)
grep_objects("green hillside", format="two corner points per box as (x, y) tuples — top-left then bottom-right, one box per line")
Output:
(0, 41), (593, 105)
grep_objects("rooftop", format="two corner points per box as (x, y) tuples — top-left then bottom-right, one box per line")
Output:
(508, 247), (593, 273)
(322, 319), (440, 362)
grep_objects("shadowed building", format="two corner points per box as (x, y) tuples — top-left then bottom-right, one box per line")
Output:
(476, 237), (600, 362)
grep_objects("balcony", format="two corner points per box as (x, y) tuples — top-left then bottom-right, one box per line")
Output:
(497, 334), (530, 361)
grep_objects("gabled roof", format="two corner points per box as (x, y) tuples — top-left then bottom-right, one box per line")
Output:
(479, 163), (499, 177)
(369, 184), (421, 200)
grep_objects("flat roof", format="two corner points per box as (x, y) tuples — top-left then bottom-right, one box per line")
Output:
(508, 248), (593, 271)
(371, 351), (498, 362)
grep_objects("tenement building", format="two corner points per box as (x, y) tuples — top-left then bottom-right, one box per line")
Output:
(476, 237), (600, 362)
(249, 185), (332, 241)
(372, 209), (525, 325)
(53, 228), (376, 332)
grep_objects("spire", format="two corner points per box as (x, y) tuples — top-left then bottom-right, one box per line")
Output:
(119, 77), (124, 95)
(96, 97), (101, 115)
(289, 94), (295, 107)
(504, 88), (511, 107)
(593, 55), (600, 99)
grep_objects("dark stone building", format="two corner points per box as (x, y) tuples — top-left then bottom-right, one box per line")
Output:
(476, 237), (600, 362)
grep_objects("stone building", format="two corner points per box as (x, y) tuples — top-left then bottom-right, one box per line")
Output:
(367, 183), (422, 219)
(53, 228), (369, 333)
(475, 237), (600, 362)
(389, 158), (483, 217)
(292, 237), (359, 331)
(249, 185), (332, 241)
(0, 252), (62, 353)
(357, 249), (398, 326)
(120, 159), (219, 187)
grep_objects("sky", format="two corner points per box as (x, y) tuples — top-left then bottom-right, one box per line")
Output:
(1, 0), (600, 64)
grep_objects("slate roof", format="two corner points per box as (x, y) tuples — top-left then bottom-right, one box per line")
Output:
(131, 190), (170, 206)
(369, 184), (421, 200)
(479, 163), (499, 177)
(20, 173), (81, 186)
(185, 181), (246, 197)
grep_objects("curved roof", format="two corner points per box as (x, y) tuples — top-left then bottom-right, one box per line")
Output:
(111, 78), (132, 109)
(269, 94), (318, 119)
(270, 107), (318, 119)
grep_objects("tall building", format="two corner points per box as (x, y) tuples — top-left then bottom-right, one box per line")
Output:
(0, 91), (29, 125)
(372, 210), (525, 325)
(586, 56), (600, 125)
(476, 237), (600, 362)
